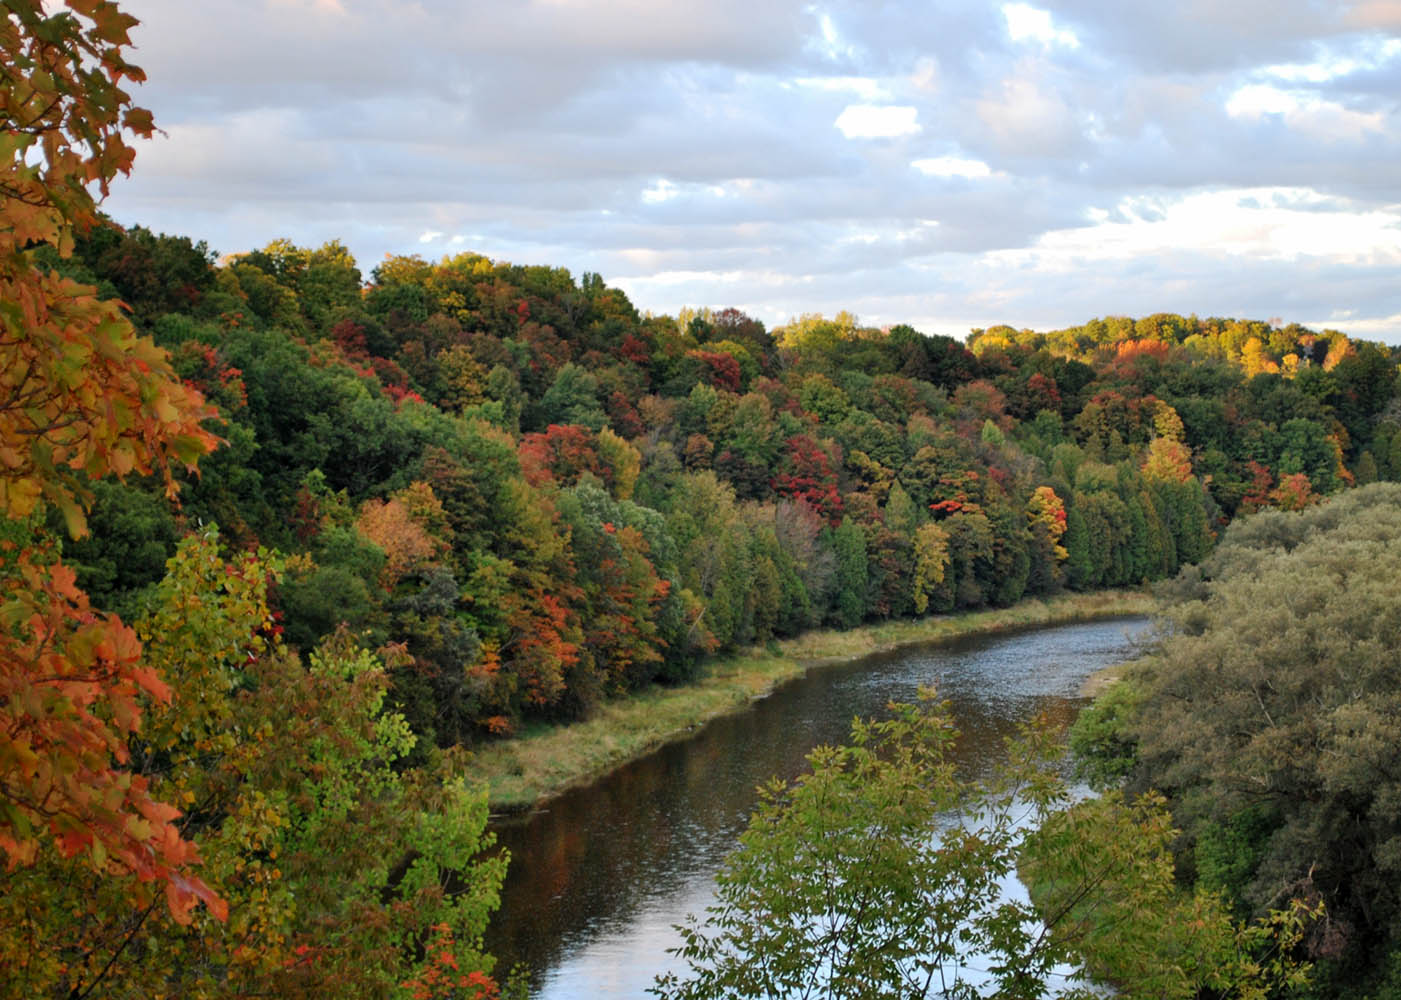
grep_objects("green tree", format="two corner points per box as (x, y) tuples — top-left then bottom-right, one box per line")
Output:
(830, 516), (868, 628)
(1097, 484), (1401, 989)
(535, 362), (606, 430)
(654, 695), (1311, 1000)
(883, 479), (921, 536)
(1063, 503), (1093, 590)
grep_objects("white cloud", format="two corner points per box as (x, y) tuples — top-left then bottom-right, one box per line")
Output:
(267, 0), (347, 15)
(1225, 84), (1386, 141)
(1002, 3), (1079, 48)
(834, 104), (920, 138)
(807, 10), (858, 60)
(909, 56), (939, 93)
(1330, 311), (1401, 338)
(641, 179), (678, 204)
(1261, 36), (1401, 82)
(793, 75), (890, 100)
(976, 66), (1079, 154)
(418, 230), (444, 243)
(1287, 101), (1388, 142)
(912, 156), (996, 179)
(1000, 187), (1401, 266)
(1226, 83), (1300, 116)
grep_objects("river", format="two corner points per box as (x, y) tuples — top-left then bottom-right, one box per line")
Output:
(484, 616), (1152, 998)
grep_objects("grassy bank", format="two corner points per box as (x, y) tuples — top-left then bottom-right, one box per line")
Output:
(473, 589), (1156, 812)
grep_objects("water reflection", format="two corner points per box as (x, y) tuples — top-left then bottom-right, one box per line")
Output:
(486, 617), (1151, 999)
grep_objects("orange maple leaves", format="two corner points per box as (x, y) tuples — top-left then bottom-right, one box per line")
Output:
(1, 0), (223, 924)
(0, 550), (225, 923)
(0, 267), (220, 535)
(1, 0), (219, 535)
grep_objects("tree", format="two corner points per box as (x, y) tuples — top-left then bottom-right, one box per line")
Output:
(1141, 436), (1194, 485)
(1063, 503), (1093, 589)
(0, 543), (225, 923)
(1097, 485), (1401, 989)
(772, 433), (843, 524)
(1, 0), (218, 532)
(1, 531), (511, 998)
(1, 0), (221, 925)
(534, 362), (605, 430)
(653, 694), (1311, 1000)
(883, 479), (920, 536)
(830, 516), (867, 628)
(355, 484), (448, 591)
(911, 522), (949, 614)
(1026, 485), (1068, 563)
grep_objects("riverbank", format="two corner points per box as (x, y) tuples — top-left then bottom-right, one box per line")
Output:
(473, 589), (1155, 812)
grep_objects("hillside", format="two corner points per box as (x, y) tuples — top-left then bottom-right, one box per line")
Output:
(41, 223), (1396, 745)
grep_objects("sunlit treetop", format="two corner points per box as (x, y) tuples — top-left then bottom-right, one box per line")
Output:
(1, 0), (152, 253)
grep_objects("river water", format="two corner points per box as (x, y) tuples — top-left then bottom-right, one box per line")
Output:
(485, 616), (1152, 998)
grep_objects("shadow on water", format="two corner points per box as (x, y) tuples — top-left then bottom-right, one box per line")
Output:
(485, 616), (1152, 999)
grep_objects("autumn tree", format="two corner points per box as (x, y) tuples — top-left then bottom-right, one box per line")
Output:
(1, 0), (221, 924)
(355, 484), (449, 591)
(1, 531), (510, 998)
(1, 0), (216, 532)
(910, 522), (949, 614)
(1141, 436), (1194, 485)
(771, 433), (843, 524)
(1026, 485), (1068, 562)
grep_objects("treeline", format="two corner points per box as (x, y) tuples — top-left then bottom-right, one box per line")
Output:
(1073, 484), (1401, 997)
(47, 223), (1400, 746)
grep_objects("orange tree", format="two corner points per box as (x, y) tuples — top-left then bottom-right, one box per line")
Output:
(1, 0), (221, 923)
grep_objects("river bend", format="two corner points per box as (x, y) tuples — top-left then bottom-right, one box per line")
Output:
(486, 616), (1152, 998)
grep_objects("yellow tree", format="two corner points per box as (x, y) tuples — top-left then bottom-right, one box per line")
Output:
(911, 522), (950, 614)
(1141, 437), (1194, 485)
(1026, 485), (1068, 561)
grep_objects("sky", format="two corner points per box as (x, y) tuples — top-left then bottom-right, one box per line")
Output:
(105, 0), (1401, 342)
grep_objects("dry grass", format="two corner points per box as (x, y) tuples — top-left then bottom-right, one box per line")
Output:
(472, 589), (1156, 812)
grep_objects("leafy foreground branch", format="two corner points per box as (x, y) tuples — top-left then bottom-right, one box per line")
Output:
(652, 692), (1315, 1000)
(0, 530), (512, 999)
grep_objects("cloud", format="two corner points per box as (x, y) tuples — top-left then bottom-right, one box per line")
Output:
(833, 104), (921, 138)
(267, 0), (348, 14)
(976, 62), (1083, 155)
(1002, 3), (1080, 48)
(1004, 187), (1401, 265)
(641, 179), (678, 204)
(102, 0), (1401, 343)
(911, 156), (996, 179)
(1225, 83), (1387, 140)
(794, 76), (891, 100)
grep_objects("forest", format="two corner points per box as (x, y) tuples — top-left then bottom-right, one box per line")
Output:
(5, 2), (1401, 997)
(43, 226), (1401, 741)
